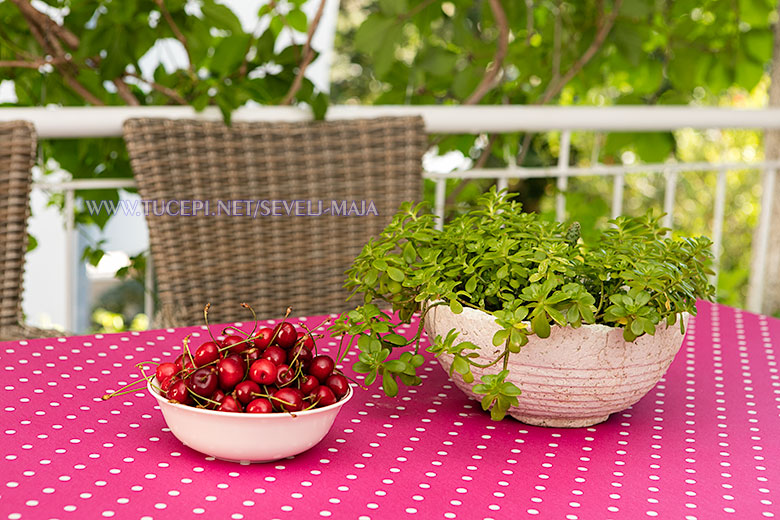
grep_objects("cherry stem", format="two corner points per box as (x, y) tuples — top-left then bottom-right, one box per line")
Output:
(101, 375), (151, 400)
(303, 398), (321, 411)
(223, 326), (249, 337)
(268, 306), (293, 346)
(182, 333), (195, 366)
(241, 302), (258, 340)
(202, 303), (221, 346)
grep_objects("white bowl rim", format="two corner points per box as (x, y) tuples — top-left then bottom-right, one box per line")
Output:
(426, 300), (690, 334)
(147, 375), (354, 418)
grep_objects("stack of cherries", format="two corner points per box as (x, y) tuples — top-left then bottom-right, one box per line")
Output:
(153, 315), (349, 414)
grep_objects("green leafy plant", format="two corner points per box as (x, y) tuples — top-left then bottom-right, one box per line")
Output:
(329, 188), (715, 420)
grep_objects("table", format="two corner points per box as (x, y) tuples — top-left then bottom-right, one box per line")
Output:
(1, 301), (778, 519)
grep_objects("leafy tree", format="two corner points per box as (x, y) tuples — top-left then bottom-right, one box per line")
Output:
(332, 0), (778, 207)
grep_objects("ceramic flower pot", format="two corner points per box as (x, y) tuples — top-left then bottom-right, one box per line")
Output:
(425, 304), (688, 428)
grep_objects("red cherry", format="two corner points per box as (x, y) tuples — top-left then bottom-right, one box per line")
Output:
(217, 395), (243, 413)
(296, 331), (315, 350)
(249, 359), (277, 385)
(234, 380), (261, 405)
(156, 362), (177, 382)
(287, 343), (313, 366)
(273, 387), (303, 412)
(276, 364), (296, 386)
(175, 353), (195, 374)
(314, 385), (336, 407)
(261, 345), (287, 366)
(246, 398), (273, 413)
(243, 347), (261, 365)
(309, 355), (335, 383)
(299, 374), (319, 396)
(160, 376), (175, 393)
(187, 367), (218, 398)
(273, 322), (297, 349)
(210, 389), (227, 409)
(166, 379), (191, 404)
(193, 341), (220, 367)
(223, 335), (250, 354)
(217, 357), (245, 391)
(253, 327), (274, 350)
(326, 374), (349, 399)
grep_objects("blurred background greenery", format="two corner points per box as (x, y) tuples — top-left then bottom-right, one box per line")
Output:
(1, 0), (777, 330)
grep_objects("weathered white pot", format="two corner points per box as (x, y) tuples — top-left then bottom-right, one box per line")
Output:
(425, 305), (688, 428)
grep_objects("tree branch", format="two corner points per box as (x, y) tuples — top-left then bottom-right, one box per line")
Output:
(516, 0), (623, 166)
(402, 0), (438, 20)
(9, 0), (80, 49)
(0, 58), (65, 68)
(281, 0), (327, 105)
(112, 78), (140, 105)
(154, 0), (195, 77)
(464, 0), (509, 105)
(537, 0), (623, 105)
(124, 71), (188, 105)
(17, 7), (105, 105)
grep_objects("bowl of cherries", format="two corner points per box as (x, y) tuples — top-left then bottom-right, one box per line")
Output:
(142, 305), (353, 463)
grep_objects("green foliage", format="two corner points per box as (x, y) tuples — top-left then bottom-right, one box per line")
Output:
(329, 188), (715, 420)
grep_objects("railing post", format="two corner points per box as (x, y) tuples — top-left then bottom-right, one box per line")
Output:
(662, 168), (677, 233)
(611, 172), (624, 219)
(145, 255), (154, 326)
(556, 130), (571, 222)
(434, 177), (446, 231)
(711, 168), (728, 288)
(747, 168), (777, 313)
(64, 188), (75, 332)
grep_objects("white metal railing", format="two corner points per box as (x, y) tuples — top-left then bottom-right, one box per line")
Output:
(3, 105), (780, 330)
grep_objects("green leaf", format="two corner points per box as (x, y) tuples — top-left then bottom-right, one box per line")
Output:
(410, 354), (425, 367)
(286, 9), (308, 32)
(354, 14), (395, 54)
(353, 361), (372, 373)
(451, 355), (470, 376)
(383, 333), (407, 345)
(743, 30), (773, 62)
(211, 34), (251, 76)
(384, 360), (407, 373)
(403, 241), (417, 263)
(387, 266), (405, 282)
(382, 370), (398, 397)
(450, 299), (463, 314)
(202, 1), (243, 33)
(492, 328), (510, 347)
(531, 312), (551, 338)
(379, 0), (408, 16)
(465, 276), (477, 293)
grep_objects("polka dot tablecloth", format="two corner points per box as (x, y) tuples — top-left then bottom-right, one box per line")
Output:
(2, 301), (778, 520)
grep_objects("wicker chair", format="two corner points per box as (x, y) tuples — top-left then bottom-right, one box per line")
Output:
(123, 117), (428, 327)
(0, 121), (62, 341)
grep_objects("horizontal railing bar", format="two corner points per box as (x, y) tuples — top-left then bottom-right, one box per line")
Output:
(33, 179), (137, 190)
(31, 160), (779, 191)
(423, 160), (780, 180)
(6, 106), (780, 138)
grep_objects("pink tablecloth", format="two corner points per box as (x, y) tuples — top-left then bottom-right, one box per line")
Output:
(1, 301), (778, 519)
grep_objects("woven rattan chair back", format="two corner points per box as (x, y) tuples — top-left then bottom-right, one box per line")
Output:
(0, 121), (61, 340)
(123, 117), (427, 327)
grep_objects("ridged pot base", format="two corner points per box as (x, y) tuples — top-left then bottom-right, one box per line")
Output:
(508, 413), (610, 428)
(425, 304), (688, 428)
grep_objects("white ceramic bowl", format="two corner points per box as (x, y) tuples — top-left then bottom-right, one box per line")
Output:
(426, 304), (687, 428)
(148, 378), (353, 462)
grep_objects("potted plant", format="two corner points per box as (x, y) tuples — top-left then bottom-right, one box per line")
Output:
(329, 188), (714, 427)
